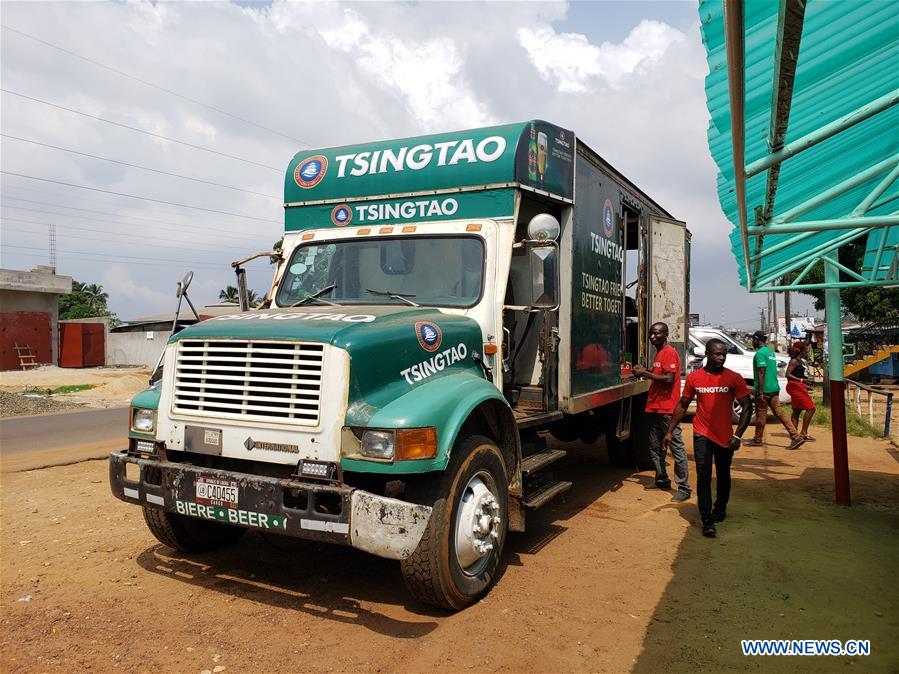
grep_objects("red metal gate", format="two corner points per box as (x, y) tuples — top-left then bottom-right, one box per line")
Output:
(0, 312), (52, 370)
(59, 323), (105, 367)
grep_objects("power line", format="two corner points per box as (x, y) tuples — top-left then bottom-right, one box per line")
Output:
(1, 89), (282, 172)
(1, 248), (226, 271)
(1, 171), (282, 224)
(1, 23), (310, 147)
(1, 198), (276, 242)
(1, 182), (166, 209)
(0, 186), (272, 232)
(2, 222), (261, 256)
(1, 134), (280, 199)
(4, 243), (232, 268)
(1, 216), (264, 251)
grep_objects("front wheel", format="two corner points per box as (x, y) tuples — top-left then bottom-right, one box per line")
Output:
(401, 435), (509, 610)
(143, 506), (246, 553)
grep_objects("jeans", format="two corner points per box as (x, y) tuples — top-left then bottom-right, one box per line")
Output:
(693, 434), (733, 525)
(754, 392), (799, 441)
(647, 413), (690, 493)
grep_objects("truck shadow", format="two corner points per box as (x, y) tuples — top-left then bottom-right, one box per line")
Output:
(504, 437), (639, 565)
(135, 538), (440, 637)
(134, 437), (641, 635)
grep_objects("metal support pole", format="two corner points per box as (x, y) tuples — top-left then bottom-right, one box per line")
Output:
(885, 393), (893, 438)
(784, 284), (791, 342)
(824, 257), (850, 505)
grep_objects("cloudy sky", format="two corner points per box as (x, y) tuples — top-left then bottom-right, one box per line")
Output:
(0, 0), (816, 327)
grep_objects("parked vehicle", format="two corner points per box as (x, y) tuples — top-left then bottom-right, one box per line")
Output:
(109, 121), (689, 609)
(684, 327), (790, 420)
(691, 327), (789, 400)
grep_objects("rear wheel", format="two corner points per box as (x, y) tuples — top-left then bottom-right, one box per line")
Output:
(401, 435), (508, 610)
(143, 507), (246, 553)
(604, 430), (633, 468)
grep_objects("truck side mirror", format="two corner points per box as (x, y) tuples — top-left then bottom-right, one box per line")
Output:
(528, 241), (559, 309)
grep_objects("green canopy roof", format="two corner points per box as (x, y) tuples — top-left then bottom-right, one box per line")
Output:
(700, 0), (899, 292)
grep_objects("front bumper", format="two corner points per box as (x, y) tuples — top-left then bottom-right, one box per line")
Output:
(109, 450), (431, 560)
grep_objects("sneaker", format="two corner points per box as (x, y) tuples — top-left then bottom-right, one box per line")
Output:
(744, 438), (764, 446)
(711, 510), (726, 522)
(787, 436), (806, 450)
(702, 523), (717, 538)
(671, 490), (691, 502)
(803, 435), (816, 442)
(645, 480), (671, 490)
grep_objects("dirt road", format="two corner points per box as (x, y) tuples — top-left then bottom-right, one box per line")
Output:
(3, 425), (898, 673)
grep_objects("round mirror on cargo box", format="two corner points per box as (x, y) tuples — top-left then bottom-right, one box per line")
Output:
(527, 213), (561, 241)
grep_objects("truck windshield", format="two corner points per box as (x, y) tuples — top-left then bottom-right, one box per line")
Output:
(276, 235), (485, 308)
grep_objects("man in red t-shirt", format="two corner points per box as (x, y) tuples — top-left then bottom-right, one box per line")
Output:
(664, 339), (753, 538)
(634, 322), (690, 501)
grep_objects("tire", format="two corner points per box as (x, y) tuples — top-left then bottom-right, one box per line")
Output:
(400, 435), (509, 611)
(142, 506), (247, 553)
(604, 430), (633, 468)
(630, 411), (654, 471)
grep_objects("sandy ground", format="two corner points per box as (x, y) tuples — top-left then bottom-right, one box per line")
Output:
(1, 426), (897, 673)
(0, 366), (151, 413)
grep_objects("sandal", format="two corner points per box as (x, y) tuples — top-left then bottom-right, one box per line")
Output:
(803, 435), (816, 442)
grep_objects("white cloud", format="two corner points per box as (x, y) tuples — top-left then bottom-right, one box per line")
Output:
(518, 19), (687, 92)
(318, 8), (492, 130)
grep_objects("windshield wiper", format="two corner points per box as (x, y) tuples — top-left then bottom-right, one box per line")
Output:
(292, 284), (338, 306)
(365, 288), (420, 307)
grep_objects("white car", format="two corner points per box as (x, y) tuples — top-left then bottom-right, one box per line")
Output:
(683, 327), (791, 419)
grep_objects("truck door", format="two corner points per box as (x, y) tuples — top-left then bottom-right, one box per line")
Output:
(646, 216), (690, 366)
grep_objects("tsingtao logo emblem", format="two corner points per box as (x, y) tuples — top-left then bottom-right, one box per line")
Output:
(331, 204), (352, 226)
(415, 321), (442, 352)
(602, 199), (615, 238)
(294, 155), (328, 188)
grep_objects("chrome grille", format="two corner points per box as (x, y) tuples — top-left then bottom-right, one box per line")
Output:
(173, 340), (324, 424)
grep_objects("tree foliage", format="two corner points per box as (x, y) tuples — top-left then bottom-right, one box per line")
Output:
(219, 285), (262, 307)
(59, 280), (118, 322)
(790, 241), (899, 322)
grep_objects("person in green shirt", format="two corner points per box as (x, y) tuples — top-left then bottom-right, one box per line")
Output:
(745, 331), (805, 450)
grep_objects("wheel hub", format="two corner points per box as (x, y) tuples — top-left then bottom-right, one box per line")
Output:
(455, 474), (502, 572)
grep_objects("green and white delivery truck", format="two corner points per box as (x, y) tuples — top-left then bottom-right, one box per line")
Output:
(110, 121), (689, 609)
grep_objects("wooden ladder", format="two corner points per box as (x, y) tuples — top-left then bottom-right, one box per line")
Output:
(14, 343), (39, 370)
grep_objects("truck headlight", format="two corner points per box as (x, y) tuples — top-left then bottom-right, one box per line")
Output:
(361, 430), (395, 460)
(131, 408), (157, 434)
(356, 427), (438, 461)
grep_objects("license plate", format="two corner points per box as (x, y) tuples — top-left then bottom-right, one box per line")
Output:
(195, 477), (238, 508)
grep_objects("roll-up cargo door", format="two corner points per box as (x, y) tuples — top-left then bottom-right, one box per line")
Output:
(647, 216), (689, 366)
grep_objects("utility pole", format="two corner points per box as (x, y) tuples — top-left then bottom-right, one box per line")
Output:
(784, 288), (791, 339)
(49, 223), (57, 272)
(759, 307), (766, 332)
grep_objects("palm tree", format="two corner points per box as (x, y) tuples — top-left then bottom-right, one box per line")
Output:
(84, 283), (109, 311)
(219, 286), (239, 303)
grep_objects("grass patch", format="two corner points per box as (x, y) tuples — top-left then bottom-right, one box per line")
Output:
(51, 384), (97, 394)
(21, 384), (98, 396)
(799, 393), (884, 439)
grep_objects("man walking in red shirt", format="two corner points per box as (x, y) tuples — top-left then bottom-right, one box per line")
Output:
(664, 339), (753, 538)
(634, 322), (690, 501)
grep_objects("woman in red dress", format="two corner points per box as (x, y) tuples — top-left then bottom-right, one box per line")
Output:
(786, 341), (816, 441)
